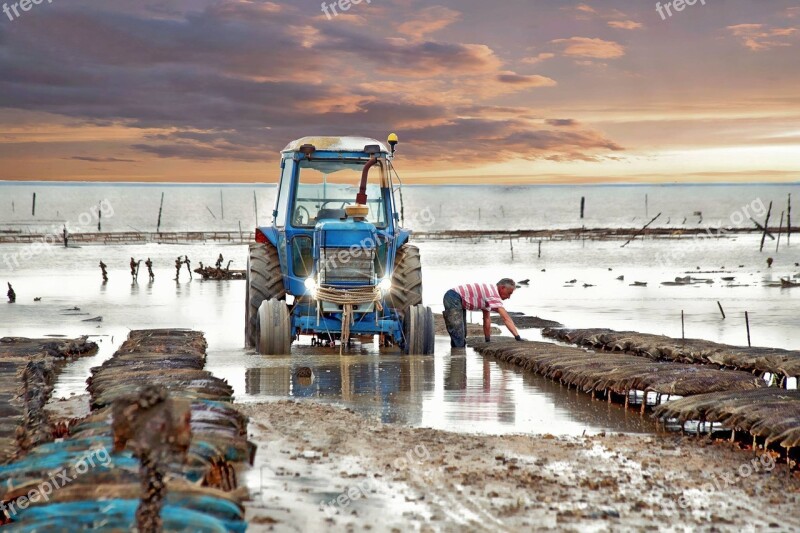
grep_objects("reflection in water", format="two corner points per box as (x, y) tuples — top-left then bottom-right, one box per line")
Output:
(232, 338), (659, 436)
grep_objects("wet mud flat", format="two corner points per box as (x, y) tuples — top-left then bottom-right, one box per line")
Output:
(542, 327), (800, 385)
(0, 336), (97, 463)
(241, 399), (800, 532)
(0, 329), (254, 531)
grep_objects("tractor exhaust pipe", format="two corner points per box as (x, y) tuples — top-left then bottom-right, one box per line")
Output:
(356, 157), (378, 205)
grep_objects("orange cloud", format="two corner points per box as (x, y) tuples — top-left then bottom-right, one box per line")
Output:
(396, 6), (461, 39)
(608, 20), (642, 30)
(551, 37), (625, 58)
(727, 24), (798, 51)
(522, 52), (555, 65)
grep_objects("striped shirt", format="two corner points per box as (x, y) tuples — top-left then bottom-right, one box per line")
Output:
(453, 283), (504, 311)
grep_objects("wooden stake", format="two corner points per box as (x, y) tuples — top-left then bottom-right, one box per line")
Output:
(31, 193), (36, 217)
(156, 192), (165, 234)
(621, 213), (661, 248)
(538, 240), (542, 258)
(788, 193), (792, 246)
(580, 197), (585, 219)
(776, 211), (784, 253)
(749, 217), (775, 240)
(717, 301), (725, 319)
(253, 191), (259, 226)
(220, 190), (224, 220)
(745, 311), (751, 347)
(681, 310), (685, 340)
(645, 194), (649, 218)
(759, 201), (772, 252)
(509, 238), (514, 260)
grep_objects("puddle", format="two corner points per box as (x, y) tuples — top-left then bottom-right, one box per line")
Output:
(209, 336), (656, 436)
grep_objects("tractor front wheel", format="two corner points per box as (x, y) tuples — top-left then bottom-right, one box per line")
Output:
(246, 243), (286, 347)
(388, 244), (423, 315)
(256, 299), (292, 355)
(403, 304), (435, 355)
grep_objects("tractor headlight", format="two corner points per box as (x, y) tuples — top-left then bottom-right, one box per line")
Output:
(378, 277), (392, 292)
(304, 277), (317, 293)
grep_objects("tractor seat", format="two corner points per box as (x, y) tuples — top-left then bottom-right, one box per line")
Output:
(316, 208), (347, 221)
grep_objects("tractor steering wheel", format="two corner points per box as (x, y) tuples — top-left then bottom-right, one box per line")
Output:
(294, 206), (311, 226)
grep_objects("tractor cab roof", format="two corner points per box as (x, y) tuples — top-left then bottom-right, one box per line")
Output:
(282, 136), (390, 156)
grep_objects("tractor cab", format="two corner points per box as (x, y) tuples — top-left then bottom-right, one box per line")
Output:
(245, 135), (434, 355)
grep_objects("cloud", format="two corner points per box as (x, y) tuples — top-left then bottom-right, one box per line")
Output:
(608, 20), (642, 30)
(68, 156), (137, 163)
(496, 72), (557, 88)
(0, 0), (623, 173)
(396, 6), (461, 39)
(551, 37), (625, 58)
(727, 24), (798, 51)
(522, 52), (555, 65)
(546, 119), (577, 127)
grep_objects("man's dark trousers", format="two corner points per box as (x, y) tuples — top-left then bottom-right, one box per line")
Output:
(442, 289), (467, 348)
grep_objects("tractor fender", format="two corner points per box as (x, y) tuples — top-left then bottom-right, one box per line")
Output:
(256, 226), (280, 247)
(395, 229), (412, 248)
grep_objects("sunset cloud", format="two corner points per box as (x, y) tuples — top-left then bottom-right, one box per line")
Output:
(727, 24), (798, 51)
(607, 20), (642, 30)
(0, 0), (798, 184)
(551, 37), (625, 59)
(396, 6), (461, 39)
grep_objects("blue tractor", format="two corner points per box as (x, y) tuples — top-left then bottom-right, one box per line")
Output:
(245, 135), (435, 355)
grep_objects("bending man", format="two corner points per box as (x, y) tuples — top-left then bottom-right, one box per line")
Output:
(442, 278), (523, 348)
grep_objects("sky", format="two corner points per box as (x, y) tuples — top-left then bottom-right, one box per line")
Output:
(0, 0), (798, 184)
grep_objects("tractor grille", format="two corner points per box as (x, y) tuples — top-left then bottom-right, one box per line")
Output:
(320, 248), (375, 285)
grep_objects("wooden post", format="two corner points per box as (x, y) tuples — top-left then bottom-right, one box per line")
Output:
(31, 193), (36, 217)
(717, 301), (725, 319)
(538, 240), (542, 258)
(238, 221), (243, 243)
(220, 190), (224, 220)
(509, 238), (514, 260)
(156, 192), (165, 234)
(749, 217), (775, 240)
(745, 311), (751, 347)
(580, 197), (585, 219)
(759, 201), (772, 252)
(645, 194), (649, 218)
(621, 213), (661, 248)
(98, 203), (102, 232)
(788, 193), (792, 246)
(681, 310), (685, 340)
(776, 211), (784, 253)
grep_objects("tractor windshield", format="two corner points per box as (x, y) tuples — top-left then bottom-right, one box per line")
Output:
(291, 160), (387, 228)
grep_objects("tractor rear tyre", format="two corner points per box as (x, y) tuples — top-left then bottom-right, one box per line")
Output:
(403, 304), (435, 355)
(256, 299), (291, 355)
(246, 243), (286, 347)
(388, 244), (423, 315)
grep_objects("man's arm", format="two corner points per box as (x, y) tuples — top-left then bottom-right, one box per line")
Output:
(496, 307), (523, 339)
(482, 309), (491, 341)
